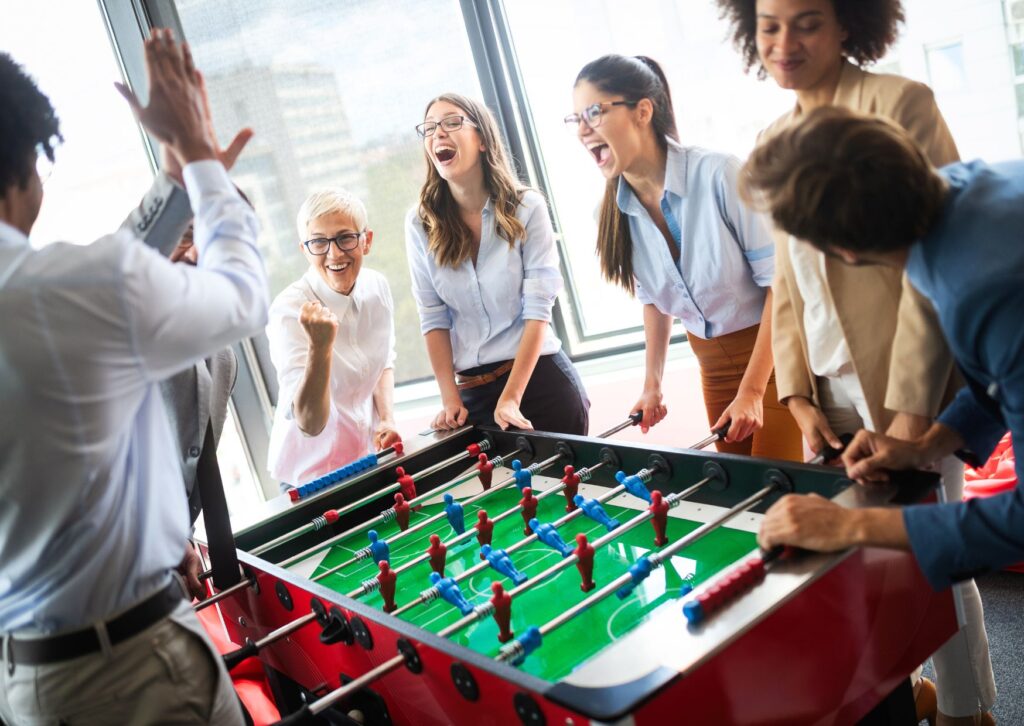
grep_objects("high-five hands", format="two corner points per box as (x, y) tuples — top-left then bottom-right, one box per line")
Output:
(115, 28), (217, 167)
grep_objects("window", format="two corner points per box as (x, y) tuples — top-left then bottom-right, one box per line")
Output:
(926, 41), (968, 93)
(502, 0), (792, 351)
(176, 0), (484, 385)
(0, 1), (154, 246)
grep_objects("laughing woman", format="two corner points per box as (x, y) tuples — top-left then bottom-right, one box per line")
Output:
(405, 93), (589, 434)
(568, 55), (801, 458)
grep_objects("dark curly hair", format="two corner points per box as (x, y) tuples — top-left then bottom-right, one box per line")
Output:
(0, 53), (62, 195)
(715, 0), (905, 78)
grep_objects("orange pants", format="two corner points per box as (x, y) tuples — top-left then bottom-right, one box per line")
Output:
(686, 324), (803, 461)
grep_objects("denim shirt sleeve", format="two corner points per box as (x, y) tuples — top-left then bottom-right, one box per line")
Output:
(404, 208), (452, 333)
(519, 192), (563, 322)
(713, 156), (775, 287)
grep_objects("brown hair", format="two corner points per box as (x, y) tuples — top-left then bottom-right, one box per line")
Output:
(575, 55), (679, 295)
(417, 93), (528, 268)
(740, 106), (946, 253)
(715, 0), (905, 78)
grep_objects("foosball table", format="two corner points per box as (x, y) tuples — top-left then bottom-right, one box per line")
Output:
(195, 422), (956, 725)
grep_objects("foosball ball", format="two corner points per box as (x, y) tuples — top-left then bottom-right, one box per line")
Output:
(195, 422), (957, 725)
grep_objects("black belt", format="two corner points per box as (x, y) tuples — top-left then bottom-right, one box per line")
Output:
(7, 580), (184, 666)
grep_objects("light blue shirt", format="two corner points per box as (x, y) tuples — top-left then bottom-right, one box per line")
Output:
(617, 139), (775, 339)
(0, 162), (268, 634)
(405, 189), (562, 372)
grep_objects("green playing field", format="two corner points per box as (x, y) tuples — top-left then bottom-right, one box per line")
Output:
(305, 477), (757, 683)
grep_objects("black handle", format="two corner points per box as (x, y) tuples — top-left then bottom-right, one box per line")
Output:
(223, 638), (259, 672)
(809, 432), (855, 466)
(628, 410), (643, 425)
(711, 421), (731, 440)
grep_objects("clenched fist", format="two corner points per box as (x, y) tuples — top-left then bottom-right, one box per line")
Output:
(299, 300), (338, 350)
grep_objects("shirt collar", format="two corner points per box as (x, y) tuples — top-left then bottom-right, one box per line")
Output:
(0, 220), (30, 249)
(615, 137), (688, 216)
(302, 267), (361, 315)
(789, 58), (865, 120)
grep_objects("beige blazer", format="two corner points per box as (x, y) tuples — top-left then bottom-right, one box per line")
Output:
(763, 60), (960, 430)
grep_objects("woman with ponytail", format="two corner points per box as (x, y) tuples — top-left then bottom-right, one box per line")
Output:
(567, 54), (800, 458)
(406, 93), (589, 434)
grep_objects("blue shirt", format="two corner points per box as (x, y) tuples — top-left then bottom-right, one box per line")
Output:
(405, 189), (562, 373)
(617, 139), (775, 339)
(0, 162), (268, 633)
(902, 159), (1024, 590)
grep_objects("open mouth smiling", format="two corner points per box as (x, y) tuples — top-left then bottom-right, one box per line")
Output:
(434, 145), (456, 163)
(587, 142), (610, 167)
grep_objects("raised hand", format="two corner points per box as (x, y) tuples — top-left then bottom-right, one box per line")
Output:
(298, 300), (338, 350)
(115, 28), (215, 167)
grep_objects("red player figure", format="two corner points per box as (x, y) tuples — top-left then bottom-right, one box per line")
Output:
(377, 560), (398, 613)
(490, 581), (514, 643)
(518, 487), (539, 535)
(649, 489), (670, 546)
(426, 533), (447, 576)
(393, 492), (411, 531)
(574, 533), (596, 592)
(476, 453), (494, 490)
(475, 509), (495, 557)
(561, 465), (581, 512)
(396, 466), (419, 510)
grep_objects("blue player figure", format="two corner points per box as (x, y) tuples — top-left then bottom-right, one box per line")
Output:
(615, 470), (652, 504)
(573, 494), (621, 531)
(428, 571), (474, 615)
(480, 544), (528, 585)
(528, 518), (573, 557)
(511, 459), (532, 492)
(443, 493), (465, 535)
(366, 529), (390, 565)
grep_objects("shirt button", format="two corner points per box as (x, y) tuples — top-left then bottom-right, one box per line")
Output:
(986, 382), (999, 399)
(188, 446), (201, 458)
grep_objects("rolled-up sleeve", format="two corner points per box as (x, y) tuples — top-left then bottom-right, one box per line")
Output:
(520, 193), (563, 322)
(404, 209), (452, 333)
(715, 157), (775, 287)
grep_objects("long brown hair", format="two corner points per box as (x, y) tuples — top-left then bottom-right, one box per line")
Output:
(575, 55), (679, 295)
(417, 93), (529, 268)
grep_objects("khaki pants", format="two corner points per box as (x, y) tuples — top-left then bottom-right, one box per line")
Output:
(0, 600), (244, 726)
(687, 324), (804, 461)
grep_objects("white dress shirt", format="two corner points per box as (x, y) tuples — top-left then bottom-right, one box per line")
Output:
(0, 162), (267, 634)
(618, 139), (775, 339)
(404, 189), (562, 373)
(266, 267), (395, 486)
(789, 237), (873, 429)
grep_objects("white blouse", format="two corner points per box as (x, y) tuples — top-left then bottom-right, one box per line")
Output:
(266, 267), (396, 485)
(404, 189), (562, 373)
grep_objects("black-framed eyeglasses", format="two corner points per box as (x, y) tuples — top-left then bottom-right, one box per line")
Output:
(416, 115), (478, 139)
(303, 231), (366, 255)
(563, 101), (638, 130)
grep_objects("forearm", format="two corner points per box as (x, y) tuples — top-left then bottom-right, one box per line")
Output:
(642, 304), (673, 391)
(373, 368), (396, 424)
(500, 320), (547, 403)
(292, 345), (332, 435)
(917, 421), (966, 463)
(847, 507), (911, 550)
(737, 289), (775, 397)
(424, 329), (461, 404)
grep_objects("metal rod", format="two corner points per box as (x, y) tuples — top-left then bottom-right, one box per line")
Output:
(193, 576), (254, 612)
(595, 412), (642, 439)
(315, 451), (566, 583)
(310, 654), (406, 715)
(437, 473), (714, 638)
(277, 445), (518, 570)
(497, 481), (780, 660)
(254, 612), (316, 649)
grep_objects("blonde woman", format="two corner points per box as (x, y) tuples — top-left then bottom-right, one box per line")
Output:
(406, 94), (588, 433)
